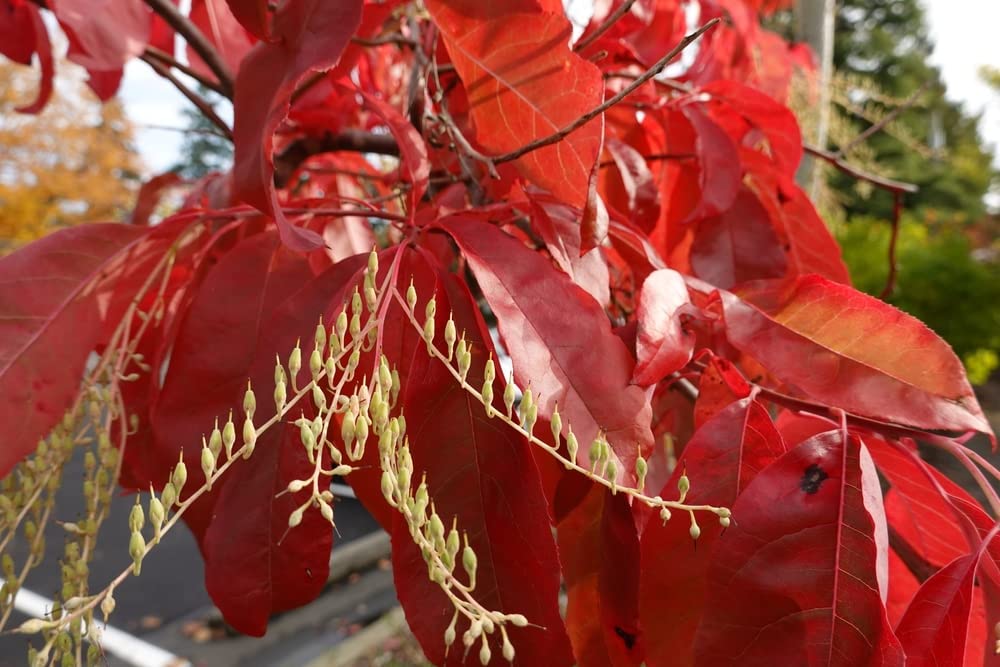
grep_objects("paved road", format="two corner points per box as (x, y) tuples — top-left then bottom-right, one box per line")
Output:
(0, 444), (383, 666)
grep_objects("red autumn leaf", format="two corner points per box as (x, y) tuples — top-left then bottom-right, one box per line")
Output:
(692, 356), (751, 427)
(703, 79), (803, 176)
(0, 224), (148, 478)
(689, 185), (788, 289)
(886, 547), (921, 627)
(633, 268), (694, 386)
(2, 1), (53, 114)
(525, 188), (610, 305)
(675, 103), (741, 224)
(232, 0), (363, 250)
(894, 524), (1000, 667)
(153, 231), (365, 634)
(605, 138), (661, 231)
(223, 0), (270, 40)
(131, 172), (183, 226)
(187, 0), (255, 80)
(765, 178), (850, 284)
(441, 216), (653, 482)
(52, 0), (150, 72)
(640, 397), (785, 667)
(557, 483), (643, 666)
(715, 275), (992, 435)
(426, 0), (604, 217)
(353, 248), (572, 666)
(694, 431), (904, 666)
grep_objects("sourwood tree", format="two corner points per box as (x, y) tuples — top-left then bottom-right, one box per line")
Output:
(0, 1), (997, 666)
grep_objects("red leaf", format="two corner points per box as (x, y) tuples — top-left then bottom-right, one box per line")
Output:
(765, 179), (850, 284)
(692, 356), (751, 427)
(0, 224), (147, 477)
(441, 216), (654, 482)
(895, 524), (1000, 667)
(693, 431), (904, 666)
(605, 138), (661, 231)
(427, 1), (604, 216)
(153, 232), (365, 634)
(633, 268), (694, 386)
(223, 0), (270, 40)
(640, 398), (785, 667)
(558, 484), (643, 666)
(703, 80), (803, 176)
(232, 0), (363, 250)
(131, 172), (183, 226)
(53, 0), (150, 72)
(715, 275), (992, 434)
(526, 189), (610, 306)
(676, 103), (741, 224)
(689, 186), (788, 289)
(4, 2), (54, 114)
(187, 0), (255, 79)
(355, 248), (572, 666)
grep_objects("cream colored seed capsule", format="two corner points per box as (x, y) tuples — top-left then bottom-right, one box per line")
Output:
(172, 453), (187, 495)
(288, 506), (304, 528)
(209, 422), (223, 460)
(129, 530), (146, 575)
(242, 417), (257, 458)
(508, 614), (528, 627)
(479, 638), (491, 665)
(503, 633), (515, 661)
(129, 497), (144, 533)
(288, 342), (302, 382)
(444, 316), (457, 358)
(222, 414), (236, 457)
(406, 281), (417, 311)
(274, 379), (287, 413)
(243, 383), (256, 418)
(201, 446), (216, 490)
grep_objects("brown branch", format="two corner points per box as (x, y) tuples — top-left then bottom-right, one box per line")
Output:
(491, 18), (721, 166)
(142, 56), (233, 141)
(143, 45), (227, 97)
(274, 130), (400, 187)
(143, 0), (235, 98)
(804, 146), (918, 194)
(888, 526), (937, 583)
(351, 33), (418, 48)
(880, 192), (904, 299)
(574, 0), (637, 53)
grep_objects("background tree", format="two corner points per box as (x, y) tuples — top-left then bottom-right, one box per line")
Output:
(0, 61), (142, 251)
(170, 84), (233, 180)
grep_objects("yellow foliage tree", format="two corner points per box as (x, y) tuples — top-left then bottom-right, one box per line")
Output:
(0, 61), (143, 252)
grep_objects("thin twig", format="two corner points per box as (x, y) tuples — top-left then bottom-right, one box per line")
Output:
(840, 80), (932, 156)
(143, 57), (234, 141)
(143, 45), (227, 97)
(573, 0), (637, 52)
(880, 191), (904, 299)
(143, 0), (235, 98)
(492, 18), (721, 166)
(804, 146), (918, 194)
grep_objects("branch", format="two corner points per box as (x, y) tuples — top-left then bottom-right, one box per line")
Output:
(887, 525), (937, 583)
(880, 191), (904, 299)
(273, 130), (400, 187)
(143, 45), (228, 97)
(491, 18), (721, 166)
(840, 80), (932, 156)
(142, 55), (233, 141)
(804, 146), (918, 194)
(573, 0), (637, 53)
(143, 0), (235, 98)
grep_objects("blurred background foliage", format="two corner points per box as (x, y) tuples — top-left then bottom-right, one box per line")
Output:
(0, 61), (142, 253)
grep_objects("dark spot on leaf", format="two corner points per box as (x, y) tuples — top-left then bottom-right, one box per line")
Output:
(614, 626), (637, 650)
(800, 464), (828, 494)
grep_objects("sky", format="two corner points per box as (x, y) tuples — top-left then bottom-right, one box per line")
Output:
(122, 1), (1000, 179)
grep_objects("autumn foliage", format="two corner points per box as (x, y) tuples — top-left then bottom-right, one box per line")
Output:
(1, 0), (998, 665)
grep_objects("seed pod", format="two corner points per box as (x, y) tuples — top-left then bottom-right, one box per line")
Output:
(482, 381), (494, 417)
(390, 369), (401, 405)
(172, 453), (187, 496)
(719, 516), (731, 528)
(503, 379), (516, 417)
(463, 542), (478, 582)
(129, 530), (146, 575)
(588, 438), (602, 467)
(351, 288), (363, 317)
(479, 637), (491, 665)
(320, 500), (334, 523)
(406, 280), (417, 311)
(287, 479), (308, 493)
(718, 507), (731, 519)
(341, 415), (356, 450)
(309, 349), (323, 380)
(606, 460), (618, 486)
(458, 347), (472, 382)
(566, 429), (579, 464)
(364, 285), (377, 312)
(423, 316), (435, 346)
(444, 315), (457, 359)
(550, 406), (562, 442)
(355, 414), (369, 451)
(689, 520), (701, 540)
(508, 613), (528, 627)
(300, 420), (316, 455)
(274, 379), (287, 413)
(349, 313), (361, 339)
(207, 422), (223, 461)
(381, 471), (396, 505)
(378, 358), (392, 392)
(521, 387), (533, 414)
(397, 466), (412, 495)
(201, 445), (216, 490)
(446, 526), (460, 561)
(312, 384), (326, 410)
(274, 357), (286, 386)
(429, 513), (445, 542)
(149, 494), (164, 542)
(16, 618), (48, 634)
(659, 507), (671, 523)
(502, 632), (515, 661)
(635, 455), (648, 490)
(335, 310), (348, 340)
(242, 417), (257, 458)
(241, 381), (256, 418)
(222, 413), (236, 458)
(161, 482), (177, 509)
(444, 612), (458, 647)
(129, 496), (144, 532)
(288, 342), (302, 384)
(101, 592), (116, 619)
(346, 349), (360, 377)
(678, 473), (690, 499)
